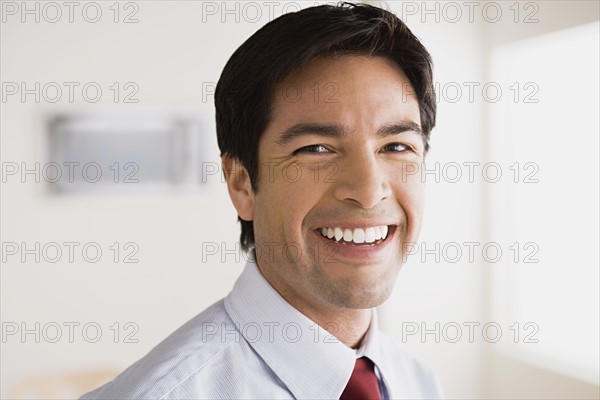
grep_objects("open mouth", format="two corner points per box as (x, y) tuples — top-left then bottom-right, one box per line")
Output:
(316, 225), (394, 246)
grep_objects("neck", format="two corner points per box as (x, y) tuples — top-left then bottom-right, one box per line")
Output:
(254, 258), (374, 348)
(308, 307), (373, 349)
(279, 290), (373, 348)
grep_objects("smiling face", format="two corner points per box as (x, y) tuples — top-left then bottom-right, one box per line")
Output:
(226, 55), (425, 318)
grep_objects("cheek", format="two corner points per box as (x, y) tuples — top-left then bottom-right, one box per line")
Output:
(253, 167), (323, 238)
(404, 178), (425, 209)
(393, 173), (425, 239)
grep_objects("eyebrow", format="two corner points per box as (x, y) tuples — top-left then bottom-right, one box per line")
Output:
(275, 121), (422, 146)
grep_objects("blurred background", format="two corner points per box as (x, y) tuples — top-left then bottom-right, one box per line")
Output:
(1, 0), (598, 398)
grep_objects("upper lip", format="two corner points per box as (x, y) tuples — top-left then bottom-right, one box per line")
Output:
(312, 222), (397, 230)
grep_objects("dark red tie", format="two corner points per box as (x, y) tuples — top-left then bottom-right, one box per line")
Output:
(340, 357), (382, 400)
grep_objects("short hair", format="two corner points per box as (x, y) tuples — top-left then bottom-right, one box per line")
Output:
(215, 2), (436, 252)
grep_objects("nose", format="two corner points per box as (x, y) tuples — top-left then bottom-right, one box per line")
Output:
(331, 151), (391, 209)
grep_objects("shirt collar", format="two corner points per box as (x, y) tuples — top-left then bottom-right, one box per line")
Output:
(225, 257), (381, 399)
(356, 310), (394, 395)
(356, 310), (381, 363)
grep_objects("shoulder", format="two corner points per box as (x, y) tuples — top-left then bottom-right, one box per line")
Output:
(378, 331), (445, 399)
(80, 299), (245, 400)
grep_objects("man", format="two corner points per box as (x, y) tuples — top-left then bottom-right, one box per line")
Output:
(82, 2), (443, 399)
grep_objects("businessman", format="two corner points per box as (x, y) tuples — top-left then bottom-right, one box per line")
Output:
(82, 2), (443, 399)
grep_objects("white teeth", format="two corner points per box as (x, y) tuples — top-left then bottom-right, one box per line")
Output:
(374, 228), (382, 240)
(353, 228), (365, 243)
(319, 225), (390, 244)
(381, 225), (388, 239)
(365, 227), (376, 243)
(343, 229), (353, 242)
(334, 227), (343, 241)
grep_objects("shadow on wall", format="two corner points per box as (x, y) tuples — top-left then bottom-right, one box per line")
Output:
(7, 369), (118, 399)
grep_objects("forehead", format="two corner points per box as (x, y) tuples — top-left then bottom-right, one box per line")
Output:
(267, 55), (421, 135)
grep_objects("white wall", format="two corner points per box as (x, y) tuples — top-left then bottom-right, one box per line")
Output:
(1, 2), (252, 395)
(484, 3), (599, 398)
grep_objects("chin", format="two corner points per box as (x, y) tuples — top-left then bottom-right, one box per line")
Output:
(341, 288), (393, 309)
(318, 277), (396, 309)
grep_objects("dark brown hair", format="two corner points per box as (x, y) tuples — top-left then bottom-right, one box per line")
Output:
(215, 2), (436, 252)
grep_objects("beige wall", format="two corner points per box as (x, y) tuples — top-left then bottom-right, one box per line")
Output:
(489, 355), (600, 399)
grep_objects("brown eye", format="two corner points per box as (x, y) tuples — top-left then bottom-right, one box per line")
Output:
(382, 143), (410, 153)
(294, 145), (330, 154)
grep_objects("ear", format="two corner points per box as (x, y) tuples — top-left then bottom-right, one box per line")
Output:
(221, 155), (254, 222)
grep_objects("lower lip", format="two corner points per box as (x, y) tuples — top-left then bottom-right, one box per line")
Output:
(311, 226), (397, 262)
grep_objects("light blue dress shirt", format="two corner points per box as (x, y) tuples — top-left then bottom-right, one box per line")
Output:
(81, 258), (444, 399)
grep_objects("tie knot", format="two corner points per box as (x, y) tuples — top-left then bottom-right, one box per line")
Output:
(340, 357), (381, 400)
